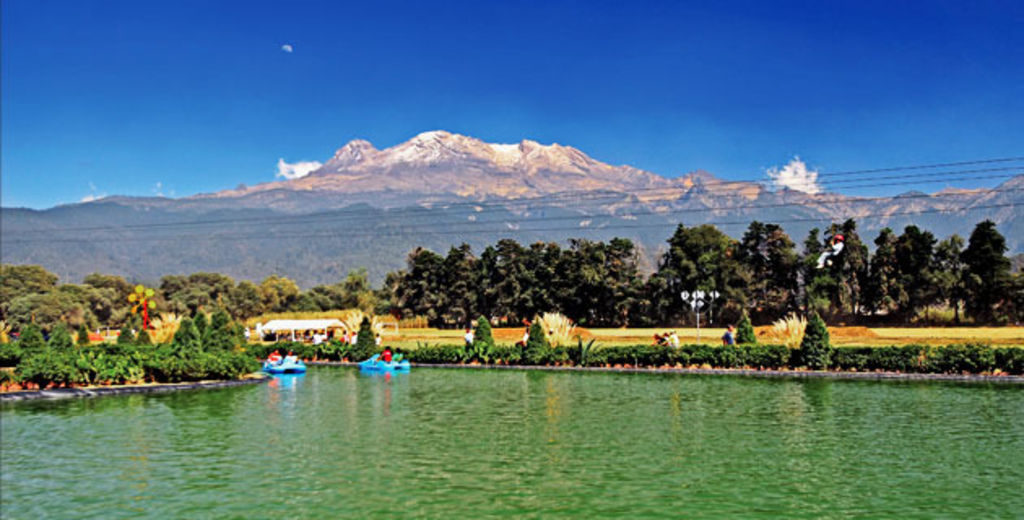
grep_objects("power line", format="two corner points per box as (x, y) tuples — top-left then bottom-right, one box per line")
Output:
(7, 167), (1022, 236)
(14, 185), (1023, 241)
(810, 156), (1024, 178)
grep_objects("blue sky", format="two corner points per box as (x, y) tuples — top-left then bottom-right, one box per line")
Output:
(3, 0), (1022, 208)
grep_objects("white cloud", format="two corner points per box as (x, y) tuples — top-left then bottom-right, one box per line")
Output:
(276, 158), (323, 180)
(766, 156), (823, 194)
(80, 182), (106, 203)
(281, 44), (293, 53)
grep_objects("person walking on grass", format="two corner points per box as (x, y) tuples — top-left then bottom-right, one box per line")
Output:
(722, 325), (736, 346)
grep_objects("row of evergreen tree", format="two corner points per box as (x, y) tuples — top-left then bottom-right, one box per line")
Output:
(386, 219), (1021, 327)
(2, 219), (1019, 333)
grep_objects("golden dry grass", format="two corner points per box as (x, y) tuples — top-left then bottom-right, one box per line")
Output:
(380, 325), (1024, 348)
(246, 309), (397, 335)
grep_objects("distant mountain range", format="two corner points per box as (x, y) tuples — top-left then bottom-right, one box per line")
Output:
(3, 130), (1021, 287)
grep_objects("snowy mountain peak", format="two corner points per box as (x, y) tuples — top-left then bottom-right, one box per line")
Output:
(326, 139), (378, 169)
(218, 130), (677, 200)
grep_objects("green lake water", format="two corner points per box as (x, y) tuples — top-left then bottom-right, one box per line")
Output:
(2, 367), (1023, 518)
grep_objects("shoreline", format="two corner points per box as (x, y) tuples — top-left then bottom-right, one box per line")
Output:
(0, 374), (269, 402)
(310, 361), (1024, 383)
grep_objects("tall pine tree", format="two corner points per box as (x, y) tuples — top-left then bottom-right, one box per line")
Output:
(961, 220), (1012, 324)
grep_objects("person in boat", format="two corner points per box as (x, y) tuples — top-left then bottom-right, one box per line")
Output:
(816, 233), (845, 269)
(284, 350), (298, 364)
(268, 350), (282, 364)
(380, 347), (393, 363)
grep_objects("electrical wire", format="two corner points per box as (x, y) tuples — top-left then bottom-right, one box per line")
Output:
(7, 166), (1022, 236)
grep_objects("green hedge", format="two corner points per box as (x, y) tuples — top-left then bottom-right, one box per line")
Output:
(12, 342), (260, 387)
(307, 342), (1022, 375)
(404, 343), (465, 364)
(255, 338), (1023, 375)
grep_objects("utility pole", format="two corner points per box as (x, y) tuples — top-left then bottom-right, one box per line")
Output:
(680, 290), (720, 344)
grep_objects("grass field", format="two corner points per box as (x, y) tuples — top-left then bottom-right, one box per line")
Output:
(381, 326), (1024, 348)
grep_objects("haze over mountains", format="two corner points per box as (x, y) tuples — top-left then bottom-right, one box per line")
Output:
(3, 131), (1021, 287)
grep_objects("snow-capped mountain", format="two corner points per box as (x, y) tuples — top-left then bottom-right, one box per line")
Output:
(2, 130), (1020, 286)
(199, 130), (685, 203)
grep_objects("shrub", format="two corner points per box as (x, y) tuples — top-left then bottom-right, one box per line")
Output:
(994, 347), (1024, 374)
(172, 318), (201, 354)
(48, 325), (74, 351)
(136, 328), (153, 345)
(867, 345), (925, 372)
(405, 343), (465, 364)
(686, 344), (717, 366)
(149, 313), (182, 344)
(117, 324), (135, 345)
(18, 349), (79, 386)
(488, 344), (522, 364)
(800, 312), (831, 370)
(0, 342), (23, 367)
(194, 312), (209, 339)
(741, 344), (789, 369)
(928, 343), (996, 374)
(736, 311), (756, 345)
(317, 338), (350, 361)
(243, 342), (276, 361)
(77, 324), (90, 346)
(538, 312), (575, 348)
(205, 310), (234, 351)
(523, 320), (548, 365)
(18, 324), (46, 357)
(567, 338), (600, 367)
(715, 346), (743, 368)
(832, 347), (874, 372)
(470, 316), (495, 362)
(767, 314), (806, 349)
(351, 317), (377, 361)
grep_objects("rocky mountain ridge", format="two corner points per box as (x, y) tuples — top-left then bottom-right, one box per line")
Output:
(2, 131), (1020, 286)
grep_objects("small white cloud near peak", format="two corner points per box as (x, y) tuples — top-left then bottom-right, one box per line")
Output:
(281, 44), (293, 53)
(81, 182), (106, 203)
(276, 158), (323, 180)
(766, 156), (823, 194)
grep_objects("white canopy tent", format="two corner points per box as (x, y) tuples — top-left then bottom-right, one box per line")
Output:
(257, 319), (347, 341)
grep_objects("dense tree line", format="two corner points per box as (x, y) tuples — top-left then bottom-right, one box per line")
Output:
(387, 219), (1022, 327)
(0, 266), (385, 334)
(1, 219), (1020, 333)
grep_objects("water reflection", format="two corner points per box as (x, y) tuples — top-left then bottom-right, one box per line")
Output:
(2, 369), (1023, 518)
